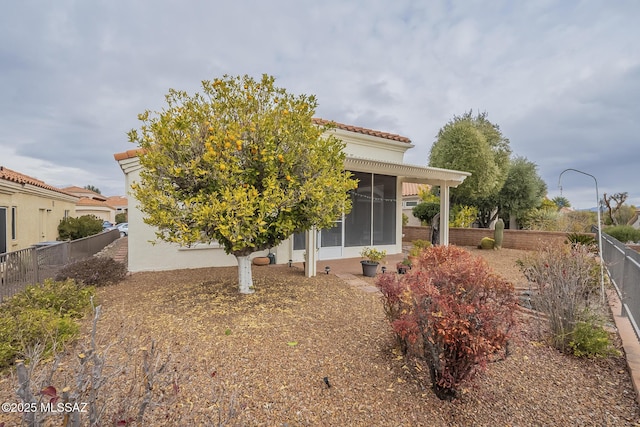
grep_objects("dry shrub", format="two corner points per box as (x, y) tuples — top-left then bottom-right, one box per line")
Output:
(376, 245), (517, 400)
(518, 242), (606, 354)
(55, 257), (126, 287)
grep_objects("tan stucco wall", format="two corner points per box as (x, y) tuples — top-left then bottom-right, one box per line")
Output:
(75, 206), (116, 223)
(1, 183), (77, 252)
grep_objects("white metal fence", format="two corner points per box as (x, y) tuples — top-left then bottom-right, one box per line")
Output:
(601, 231), (640, 339)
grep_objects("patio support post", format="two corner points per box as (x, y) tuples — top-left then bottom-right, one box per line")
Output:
(305, 227), (317, 277)
(439, 183), (450, 245)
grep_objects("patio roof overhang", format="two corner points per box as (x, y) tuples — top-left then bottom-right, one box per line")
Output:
(344, 156), (470, 186)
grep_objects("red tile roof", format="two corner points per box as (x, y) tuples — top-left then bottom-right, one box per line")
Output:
(114, 149), (144, 161)
(106, 195), (128, 208)
(114, 118), (412, 161)
(76, 197), (115, 209)
(312, 118), (412, 143)
(0, 166), (75, 197)
(402, 182), (430, 197)
(60, 186), (107, 201)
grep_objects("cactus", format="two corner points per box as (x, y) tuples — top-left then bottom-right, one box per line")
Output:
(494, 218), (504, 249)
(479, 237), (495, 250)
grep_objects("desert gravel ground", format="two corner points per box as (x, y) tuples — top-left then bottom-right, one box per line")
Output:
(1, 245), (639, 426)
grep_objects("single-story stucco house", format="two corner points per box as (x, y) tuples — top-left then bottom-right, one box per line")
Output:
(1, 166), (78, 253)
(114, 119), (470, 276)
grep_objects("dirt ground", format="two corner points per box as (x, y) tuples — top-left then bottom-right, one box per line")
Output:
(1, 246), (639, 426)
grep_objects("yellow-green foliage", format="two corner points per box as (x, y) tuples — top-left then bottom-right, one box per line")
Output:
(129, 74), (358, 256)
(569, 321), (620, 358)
(418, 186), (439, 203)
(409, 239), (432, 257)
(360, 247), (387, 263)
(450, 205), (479, 228)
(0, 279), (94, 369)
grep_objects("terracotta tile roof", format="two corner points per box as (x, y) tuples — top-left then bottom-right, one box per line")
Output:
(402, 182), (430, 197)
(0, 166), (76, 197)
(114, 149), (144, 161)
(106, 195), (128, 208)
(76, 197), (115, 209)
(312, 118), (412, 143)
(114, 119), (412, 161)
(60, 186), (107, 201)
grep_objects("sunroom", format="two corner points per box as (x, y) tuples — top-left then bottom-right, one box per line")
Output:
(114, 119), (469, 275)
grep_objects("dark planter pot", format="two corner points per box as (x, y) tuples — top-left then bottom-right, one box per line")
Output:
(361, 260), (379, 277)
(396, 263), (410, 274)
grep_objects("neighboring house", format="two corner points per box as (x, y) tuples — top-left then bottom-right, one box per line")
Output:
(0, 166), (78, 253)
(402, 182), (430, 227)
(106, 196), (128, 220)
(74, 197), (116, 223)
(61, 186), (106, 201)
(61, 186), (117, 223)
(114, 119), (470, 275)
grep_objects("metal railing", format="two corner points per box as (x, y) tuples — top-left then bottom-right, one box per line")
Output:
(0, 229), (120, 302)
(601, 231), (640, 339)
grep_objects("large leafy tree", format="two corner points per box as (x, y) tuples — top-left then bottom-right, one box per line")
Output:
(428, 111), (511, 226)
(496, 156), (547, 227)
(128, 74), (357, 293)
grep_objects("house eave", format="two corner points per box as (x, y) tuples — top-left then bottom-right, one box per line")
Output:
(344, 156), (470, 187)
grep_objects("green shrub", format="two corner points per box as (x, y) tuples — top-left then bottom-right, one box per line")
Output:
(0, 279), (94, 369)
(14, 308), (79, 350)
(55, 256), (126, 287)
(566, 232), (597, 247)
(604, 225), (640, 243)
(6, 279), (94, 318)
(58, 215), (104, 240)
(408, 239), (432, 257)
(569, 321), (620, 358)
(412, 202), (440, 224)
(115, 212), (128, 224)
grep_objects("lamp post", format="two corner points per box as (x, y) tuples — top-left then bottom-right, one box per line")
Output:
(558, 168), (605, 303)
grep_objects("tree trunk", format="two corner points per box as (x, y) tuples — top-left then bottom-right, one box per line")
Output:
(236, 255), (254, 294)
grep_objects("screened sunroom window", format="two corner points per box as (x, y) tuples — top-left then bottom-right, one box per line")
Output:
(345, 172), (396, 247)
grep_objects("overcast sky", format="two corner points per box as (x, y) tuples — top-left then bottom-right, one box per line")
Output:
(1, 1), (638, 209)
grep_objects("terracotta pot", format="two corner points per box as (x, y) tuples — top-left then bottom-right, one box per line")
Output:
(408, 255), (419, 267)
(252, 256), (270, 266)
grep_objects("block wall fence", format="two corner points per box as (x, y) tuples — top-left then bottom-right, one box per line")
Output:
(402, 226), (591, 251)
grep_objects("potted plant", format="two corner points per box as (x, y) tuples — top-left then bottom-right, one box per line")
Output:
(360, 247), (386, 277)
(407, 239), (431, 266)
(396, 258), (411, 274)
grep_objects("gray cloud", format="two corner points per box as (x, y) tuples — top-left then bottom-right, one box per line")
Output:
(1, 0), (638, 209)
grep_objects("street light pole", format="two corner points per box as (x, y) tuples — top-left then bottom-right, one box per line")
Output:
(558, 168), (605, 303)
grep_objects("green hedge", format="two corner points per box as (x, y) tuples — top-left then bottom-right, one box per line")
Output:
(0, 279), (94, 369)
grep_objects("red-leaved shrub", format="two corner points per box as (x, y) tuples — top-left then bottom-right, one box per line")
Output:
(376, 245), (517, 400)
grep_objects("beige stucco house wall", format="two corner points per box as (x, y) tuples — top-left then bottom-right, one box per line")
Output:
(402, 182), (429, 227)
(61, 186), (117, 223)
(0, 166), (78, 253)
(115, 119), (470, 274)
